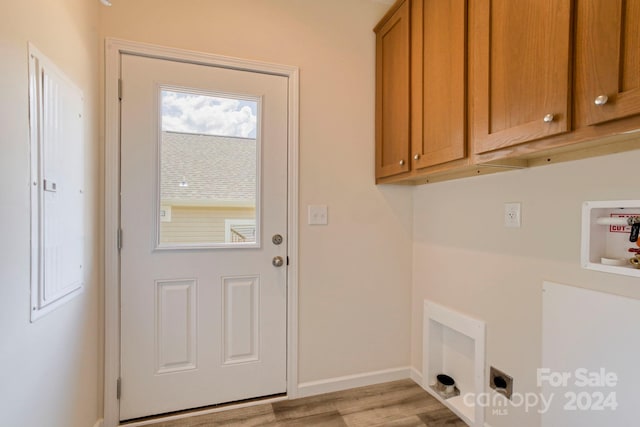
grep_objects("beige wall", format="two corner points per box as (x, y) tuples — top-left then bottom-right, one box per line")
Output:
(412, 148), (640, 427)
(100, 0), (413, 384)
(0, 0), (101, 426)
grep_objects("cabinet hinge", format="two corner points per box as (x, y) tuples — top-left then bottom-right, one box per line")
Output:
(118, 78), (123, 101)
(117, 228), (123, 251)
(116, 377), (121, 400)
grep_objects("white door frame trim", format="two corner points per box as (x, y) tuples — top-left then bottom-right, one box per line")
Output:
(104, 38), (299, 427)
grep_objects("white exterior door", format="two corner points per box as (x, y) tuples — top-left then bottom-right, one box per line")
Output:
(119, 53), (288, 421)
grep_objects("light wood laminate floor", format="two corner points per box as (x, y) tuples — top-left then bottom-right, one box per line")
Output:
(144, 379), (466, 427)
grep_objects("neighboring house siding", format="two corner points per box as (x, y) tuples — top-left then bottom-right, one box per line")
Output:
(160, 205), (255, 244)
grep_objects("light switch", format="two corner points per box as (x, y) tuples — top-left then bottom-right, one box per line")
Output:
(308, 205), (328, 225)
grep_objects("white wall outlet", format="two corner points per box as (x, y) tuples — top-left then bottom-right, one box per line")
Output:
(308, 204), (328, 225)
(504, 202), (521, 228)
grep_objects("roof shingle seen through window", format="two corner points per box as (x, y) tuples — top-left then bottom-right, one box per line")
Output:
(161, 131), (256, 205)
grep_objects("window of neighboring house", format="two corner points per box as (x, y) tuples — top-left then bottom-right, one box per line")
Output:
(160, 205), (172, 222)
(225, 219), (257, 243)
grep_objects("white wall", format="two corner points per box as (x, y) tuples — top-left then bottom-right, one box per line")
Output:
(412, 147), (640, 427)
(100, 0), (413, 385)
(0, 0), (101, 426)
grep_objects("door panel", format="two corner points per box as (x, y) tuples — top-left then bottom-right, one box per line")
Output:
(375, 0), (411, 178)
(472, 0), (572, 153)
(411, 0), (466, 169)
(155, 279), (197, 374)
(574, 0), (640, 126)
(119, 54), (287, 421)
(222, 276), (260, 364)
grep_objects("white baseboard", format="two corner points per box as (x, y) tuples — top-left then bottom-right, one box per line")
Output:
(409, 367), (423, 385)
(92, 419), (103, 427)
(296, 366), (412, 398)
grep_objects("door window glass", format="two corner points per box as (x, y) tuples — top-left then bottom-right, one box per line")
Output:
(158, 88), (259, 248)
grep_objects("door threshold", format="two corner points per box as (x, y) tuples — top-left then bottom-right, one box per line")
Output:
(120, 393), (288, 426)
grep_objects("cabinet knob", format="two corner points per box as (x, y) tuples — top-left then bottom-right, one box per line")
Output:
(543, 114), (555, 123)
(594, 95), (608, 106)
(414, 154), (420, 160)
(399, 159), (405, 166)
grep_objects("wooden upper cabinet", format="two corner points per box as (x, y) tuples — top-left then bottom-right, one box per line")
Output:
(375, 0), (411, 179)
(575, 0), (640, 127)
(471, 0), (573, 154)
(411, 0), (467, 169)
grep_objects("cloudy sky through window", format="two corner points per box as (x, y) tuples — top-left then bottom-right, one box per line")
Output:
(161, 90), (258, 138)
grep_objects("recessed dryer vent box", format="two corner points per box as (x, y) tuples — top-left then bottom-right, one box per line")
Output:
(581, 200), (640, 277)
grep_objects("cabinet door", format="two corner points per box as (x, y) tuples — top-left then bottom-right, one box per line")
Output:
(411, 0), (466, 169)
(575, 0), (640, 126)
(471, 0), (572, 154)
(375, 0), (411, 179)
